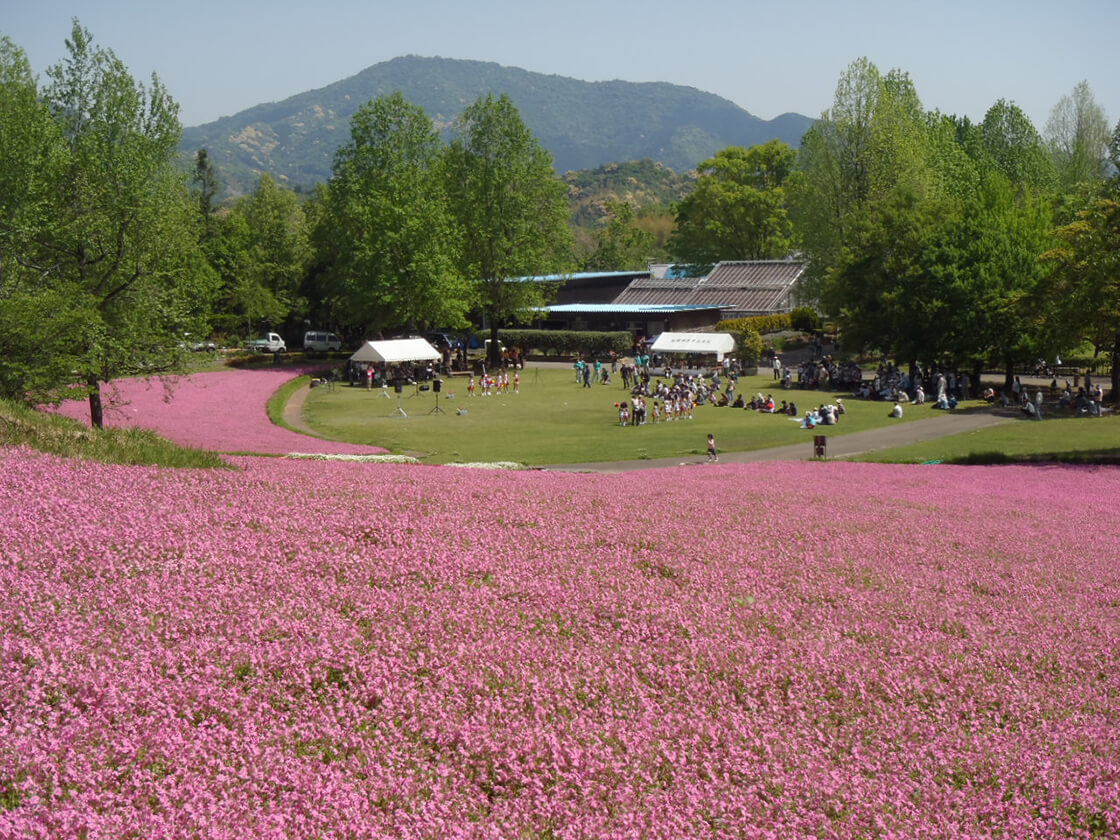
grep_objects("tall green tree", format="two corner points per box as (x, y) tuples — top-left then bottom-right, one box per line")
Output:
(582, 200), (656, 270)
(979, 100), (1056, 194)
(191, 147), (220, 235)
(1045, 81), (1111, 194)
(202, 174), (310, 338)
(2, 22), (214, 427)
(826, 174), (1053, 377)
(669, 140), (796, 265)
(791, 59), (934, 303)
(236, 173), (311, 330)
(444, 94), (572, 365)
(1041, 191), (1120, 400)
(0, 36), (85, 402)
(323, 92), (467, 333)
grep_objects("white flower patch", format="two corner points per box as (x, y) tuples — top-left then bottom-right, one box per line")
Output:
(285, 453), (420, 463)
(443, 461), (527, 470)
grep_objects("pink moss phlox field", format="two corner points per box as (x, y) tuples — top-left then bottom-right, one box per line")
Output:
(2, 449), (1119, 838)
(50, 368), (387, 455)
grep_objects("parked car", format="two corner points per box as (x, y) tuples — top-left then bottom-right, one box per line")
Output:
(303, 331), (342, 352)
(245, 332), (286, 353)
(179, 334), (217, 352)
(424, 332), (462, 351)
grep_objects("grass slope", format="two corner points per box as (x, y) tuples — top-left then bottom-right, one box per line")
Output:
(1, 398), (226, 468)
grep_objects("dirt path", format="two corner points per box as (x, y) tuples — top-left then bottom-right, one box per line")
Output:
(282, 379), (319, 436)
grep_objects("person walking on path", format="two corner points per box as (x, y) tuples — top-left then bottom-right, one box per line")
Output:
(707, 433), (718, 462)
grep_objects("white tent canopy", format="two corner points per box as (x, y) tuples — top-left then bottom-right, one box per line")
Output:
(349, 338), (441, 364)
(650, 332), (736, 359)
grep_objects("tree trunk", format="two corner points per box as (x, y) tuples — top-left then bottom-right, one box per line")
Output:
(1111, 331), (1120, 404)
(87, 375), (104, 429)
(488, 322), (501, 369)
(1003, 357), (1014, 392)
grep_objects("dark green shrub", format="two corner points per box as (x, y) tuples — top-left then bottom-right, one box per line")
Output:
(498, 330), (632, 358)
(789, 306), (821, 333)
(717, 314), (792, 336)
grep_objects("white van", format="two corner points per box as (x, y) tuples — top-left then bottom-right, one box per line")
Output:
(303, 331), (342, 352)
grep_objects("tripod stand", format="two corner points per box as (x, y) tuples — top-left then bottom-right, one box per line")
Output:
(391, 385), (407, 417)
(428, 379), (445, 414)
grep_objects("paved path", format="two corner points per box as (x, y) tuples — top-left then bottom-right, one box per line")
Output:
(545, 411), (1015, 473)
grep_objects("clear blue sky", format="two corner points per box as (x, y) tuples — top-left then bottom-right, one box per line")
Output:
(5, 0), (1118, 134)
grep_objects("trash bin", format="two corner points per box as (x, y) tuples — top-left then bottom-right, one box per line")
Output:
(814, 435), (827, 458)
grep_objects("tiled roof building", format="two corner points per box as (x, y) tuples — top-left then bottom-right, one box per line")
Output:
(613, 260), (804, 319)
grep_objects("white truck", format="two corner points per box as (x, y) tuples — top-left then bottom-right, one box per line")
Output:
(245, 332), (286, 353)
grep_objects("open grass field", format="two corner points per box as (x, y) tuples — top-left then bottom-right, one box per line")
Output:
(300, 365), (939, 465)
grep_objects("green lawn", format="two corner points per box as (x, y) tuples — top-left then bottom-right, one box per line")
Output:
(854, 412), (1120, 464)
(300, 365), (930, 465)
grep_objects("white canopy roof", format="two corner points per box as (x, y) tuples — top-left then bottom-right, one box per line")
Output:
(650, 332), (736, 358)
(349, 338), (441, 364)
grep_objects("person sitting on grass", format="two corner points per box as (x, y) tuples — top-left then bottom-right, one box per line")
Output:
(889, 402), (904, 418)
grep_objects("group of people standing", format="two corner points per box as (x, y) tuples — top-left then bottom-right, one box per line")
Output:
(467, 370), (518, 396)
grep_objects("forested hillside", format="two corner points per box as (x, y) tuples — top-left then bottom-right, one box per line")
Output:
(180, 55), (813, 197)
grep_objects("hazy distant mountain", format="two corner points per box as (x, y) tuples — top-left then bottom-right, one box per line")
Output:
(180, 55), (814, 198)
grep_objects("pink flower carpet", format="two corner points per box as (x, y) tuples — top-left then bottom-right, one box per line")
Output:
(2, 446), (1118, 839)
(51, 368), (386, 455)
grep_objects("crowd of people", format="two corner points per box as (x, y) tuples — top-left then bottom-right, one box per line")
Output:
(768, 351), (863, 392)
(601, 351), (858, 434)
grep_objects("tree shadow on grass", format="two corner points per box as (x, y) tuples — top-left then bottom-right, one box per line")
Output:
(944, 449), (1120, 466)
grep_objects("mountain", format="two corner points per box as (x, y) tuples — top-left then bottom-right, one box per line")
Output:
(180, 55), (814, 198)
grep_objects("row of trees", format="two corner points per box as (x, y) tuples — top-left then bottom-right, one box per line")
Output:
(3, 24), (1118, 427)
(787, 59), (1120, 397)
(193, 91), (574, 371)
(593, 61), (1119, 397)
(0, 24), (573, 425)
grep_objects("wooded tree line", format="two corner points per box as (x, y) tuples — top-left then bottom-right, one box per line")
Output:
(0, 24), (572, 425)
(792, 59), (1120, 398)
(2, 25), (1119, 428)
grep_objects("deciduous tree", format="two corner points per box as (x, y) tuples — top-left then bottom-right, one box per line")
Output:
(1042, 191), (1120, 400)
(582, 200), (656, 271)
(979, 100), (1055, 194)
(444, 94), (572, 366)
(324, 93), (467, 333)
(669, 140), (796, 266)
(1045, 81), (1111, 194)
(2, 22), (214, 427)
(791, 59), (935, 303)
